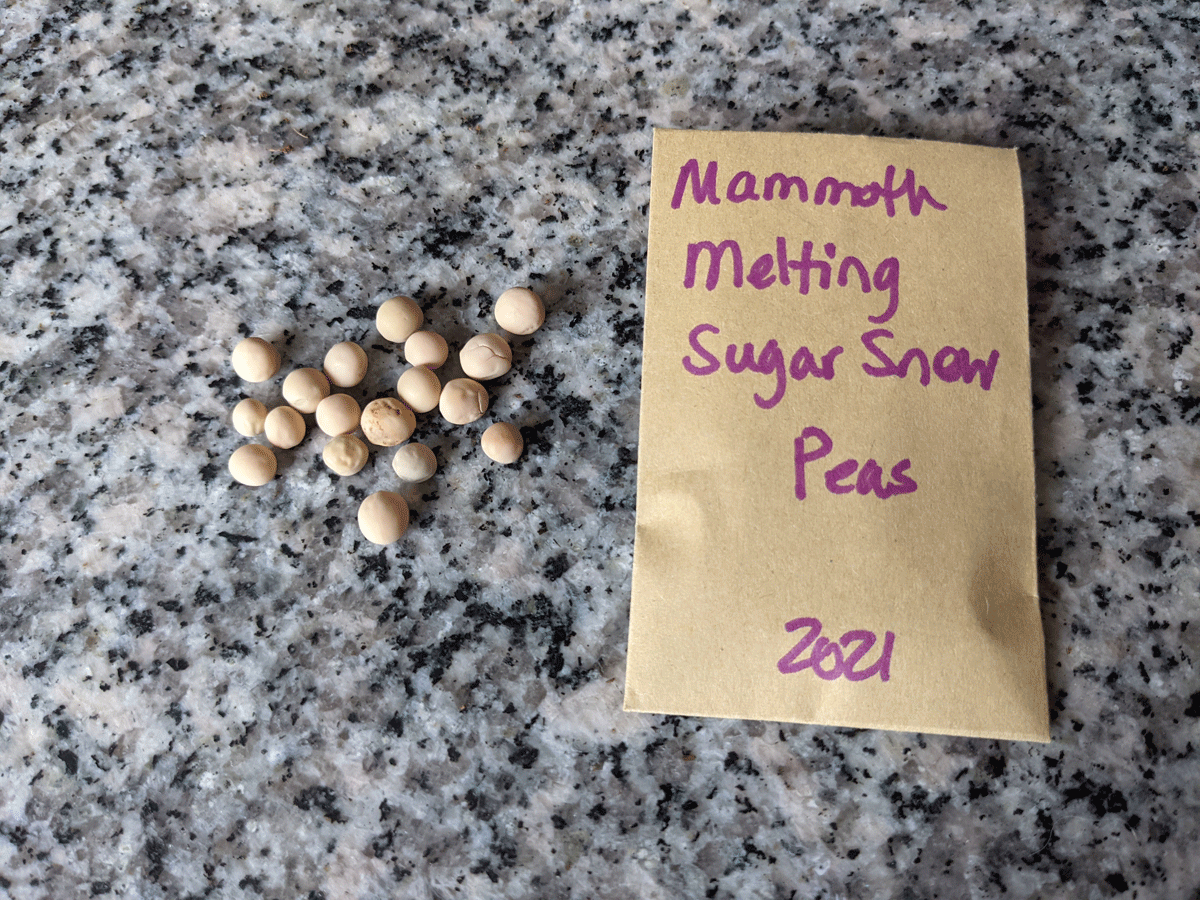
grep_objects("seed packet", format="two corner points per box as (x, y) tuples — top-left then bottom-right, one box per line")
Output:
(625, 129), (1048, 741)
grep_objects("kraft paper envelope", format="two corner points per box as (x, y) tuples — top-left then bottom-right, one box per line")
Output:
(625, 129), (1048, 742)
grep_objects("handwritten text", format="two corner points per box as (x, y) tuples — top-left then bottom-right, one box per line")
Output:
(777, 617), (895, 682)
(683, 237), (901, 324)
(795, 426), (918, 500)
(672, 160), (948, 218)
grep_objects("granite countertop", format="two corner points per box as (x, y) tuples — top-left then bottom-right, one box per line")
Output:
(2, 1), (1197, 897)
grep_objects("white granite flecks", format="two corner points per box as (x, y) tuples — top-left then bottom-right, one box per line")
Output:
(1, 1), (1198, 897)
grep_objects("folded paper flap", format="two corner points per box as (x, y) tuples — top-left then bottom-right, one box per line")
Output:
(626, 129), (1047, 741)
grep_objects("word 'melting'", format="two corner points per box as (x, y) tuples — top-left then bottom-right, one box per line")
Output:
(683, 238), (901, 324)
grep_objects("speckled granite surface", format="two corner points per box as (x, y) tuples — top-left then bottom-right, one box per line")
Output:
(2, 1), (1198, 897)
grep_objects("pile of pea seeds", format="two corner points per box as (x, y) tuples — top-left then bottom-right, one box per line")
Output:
(226, 287), (544, 545)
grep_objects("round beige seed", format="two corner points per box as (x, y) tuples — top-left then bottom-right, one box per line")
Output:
(323, 341), (368, 388)
(315, 393), (362, 436)
(231, 398), (268, 436)
(392, 442), (437, 482)
(494, 287), (544, 335)
(231, 337), (281, 382)
(322, 434), (369, 476)
(459, 333), (512, 381)
(358, 491), (409, 545)
(481, 422), (523, 464)
(263, 405), (306, 449)
(282, 367), (330, 414)
(404, 330), (449, 369)
(376, 295), (424, 342)
(361, 397), (416, 446)
(395, 365), (441, 413)
(229, 443), (277, 486)
(439, 378), (489, 425)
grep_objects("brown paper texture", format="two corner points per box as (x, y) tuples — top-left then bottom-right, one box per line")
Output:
(625, 129), (1048, 742)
